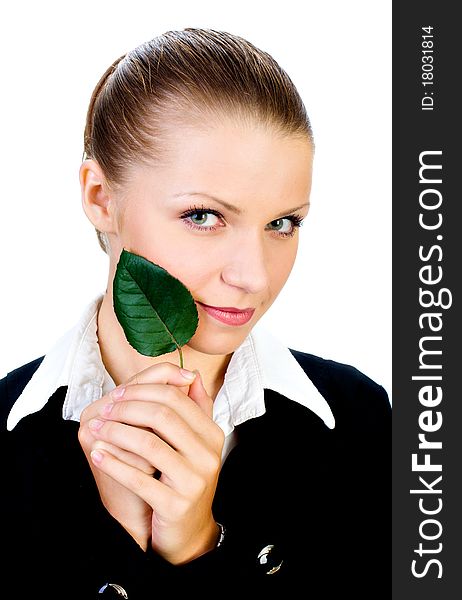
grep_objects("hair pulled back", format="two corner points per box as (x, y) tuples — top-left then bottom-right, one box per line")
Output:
(83, 28), (314, 253)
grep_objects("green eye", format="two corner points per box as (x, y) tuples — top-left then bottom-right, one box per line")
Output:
(270, 219), (287, 231)
(270, 217), (293, 233)
(180, 206), (223, 232)
(267, 216), (304, 237)
(190, 211), (217, 226)
(190, 212), (205, 224)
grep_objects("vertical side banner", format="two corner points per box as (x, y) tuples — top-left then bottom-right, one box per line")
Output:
(393, 3), (460, 598)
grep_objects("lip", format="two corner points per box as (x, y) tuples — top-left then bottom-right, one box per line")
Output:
(196, 301), (255, 326)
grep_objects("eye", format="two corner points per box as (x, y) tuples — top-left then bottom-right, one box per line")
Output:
(188, 211), (220, 227)
(267, 215), (305, 238)
(268, 218), (293, 234)
(180, 205), (224, 232)
(179, 204), (305, 238)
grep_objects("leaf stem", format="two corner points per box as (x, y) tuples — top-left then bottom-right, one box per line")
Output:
(178, 345), (184, 369)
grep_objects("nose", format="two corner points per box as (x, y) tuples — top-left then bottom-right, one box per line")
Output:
(221, 230), (269, 294)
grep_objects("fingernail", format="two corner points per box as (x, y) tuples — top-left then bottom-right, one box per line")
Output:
(101, 402), (114, 417)
(111, 385), (126, 399)
(89, 418), (104, 432)
(91, 450), (103, 464)
(180, 368), (196, 380)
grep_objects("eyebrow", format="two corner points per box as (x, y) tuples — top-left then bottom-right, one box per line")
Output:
(173, 192), (310, 219)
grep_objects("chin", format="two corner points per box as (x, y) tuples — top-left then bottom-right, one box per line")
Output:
(187, 323), (252, 355)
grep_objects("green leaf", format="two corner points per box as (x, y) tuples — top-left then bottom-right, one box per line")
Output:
(113, 249), (199, 364)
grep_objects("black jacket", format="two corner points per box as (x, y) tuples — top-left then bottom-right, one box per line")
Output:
(0, 350), (391, 599)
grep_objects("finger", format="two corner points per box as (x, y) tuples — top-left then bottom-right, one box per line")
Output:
(90, 447), (177, 517)
(92, 402), (208, 462)
(104, 384), (218, 445)
(89, 419), (191, 484)
(80, 413), (157, 475)
(91, 439), (157, 476)
(82, 363), (199, 426)
(187, 370), (213, 419)
(80, 395), (113, 424)
(122, 361), (197, 389)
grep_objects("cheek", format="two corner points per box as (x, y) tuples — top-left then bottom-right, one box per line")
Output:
(167, 261), (211, 296)
(141, 239), (218, 297)
(269, 246), (298, 293)
(122, 214), (202, 280)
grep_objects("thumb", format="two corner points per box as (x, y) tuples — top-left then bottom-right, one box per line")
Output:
(187, 370), (213, 418)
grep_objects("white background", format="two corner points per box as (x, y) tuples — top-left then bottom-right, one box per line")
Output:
(0, 0), (391, 399)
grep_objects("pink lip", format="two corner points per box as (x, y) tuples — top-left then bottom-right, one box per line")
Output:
(196, 302), (255, 326)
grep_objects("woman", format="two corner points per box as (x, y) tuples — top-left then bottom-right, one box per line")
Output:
(0, 28), (390, 598)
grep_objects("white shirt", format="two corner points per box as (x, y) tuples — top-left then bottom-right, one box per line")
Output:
(7, 293), (335, 463)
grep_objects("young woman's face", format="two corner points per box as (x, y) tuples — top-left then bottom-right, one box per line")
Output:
(112, 117), (313, 357)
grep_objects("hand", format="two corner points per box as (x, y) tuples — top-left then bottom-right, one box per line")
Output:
(79, 362), (225, 565)
(78, 363), (193, 549)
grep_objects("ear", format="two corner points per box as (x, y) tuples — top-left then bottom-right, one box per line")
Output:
(79, 159), (118, 234)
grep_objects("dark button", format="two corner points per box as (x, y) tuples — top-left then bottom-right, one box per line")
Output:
(98, 583), (128, 598)
(257, 544), (284, 575)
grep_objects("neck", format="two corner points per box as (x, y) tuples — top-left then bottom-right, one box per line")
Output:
(96, 287), (232, 401)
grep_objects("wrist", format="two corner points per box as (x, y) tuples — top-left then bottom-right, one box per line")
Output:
(164, 520), (223, 566)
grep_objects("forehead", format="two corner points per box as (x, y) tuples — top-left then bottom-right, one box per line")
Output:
(117, 118), (313, 222)
(121, 116), (314, 214)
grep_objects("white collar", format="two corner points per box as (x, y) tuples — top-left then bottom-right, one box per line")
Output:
(6, 293), (335, 434)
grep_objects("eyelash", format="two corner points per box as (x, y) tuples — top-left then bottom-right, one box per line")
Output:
(179, 204), (305, 238)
